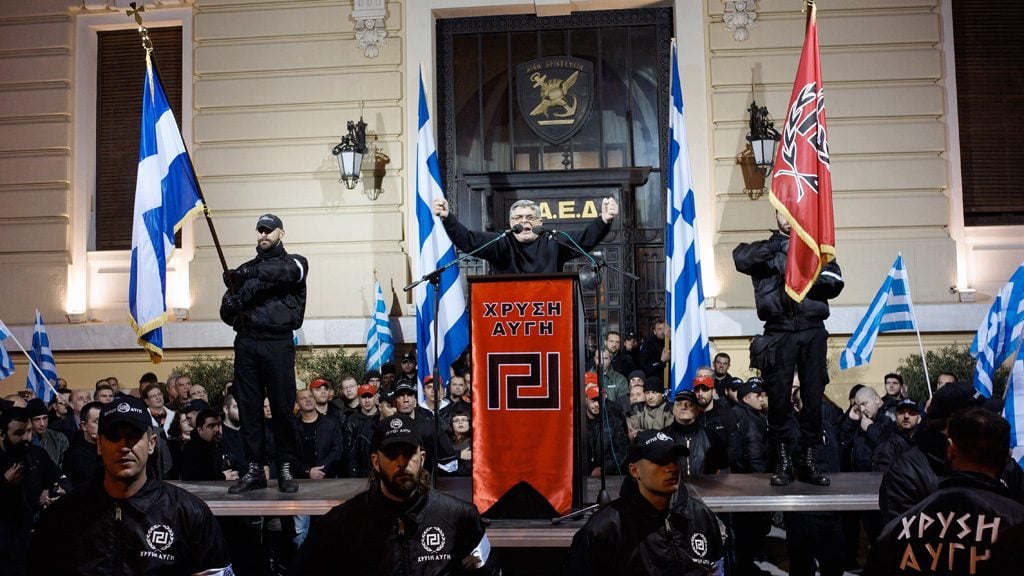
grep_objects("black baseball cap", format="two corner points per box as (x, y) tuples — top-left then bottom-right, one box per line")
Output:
(673, 389), (698, 404)
(738, 379), (765, 399)
(401, 352), (416, 363)
(896, 399), (920, 414)
(365, 369), (382, 382)
(256, 213), (283, 231)
(643, 376), (663, 393)
(625, 331), (637, 340)
(727, 376), (744, 390)
(99, 397), (152, 435)
(627, 430), (689, 464)
(927, 381), (984, 421)
(371, 414), (422, 451)
(393, 380), (417, 396)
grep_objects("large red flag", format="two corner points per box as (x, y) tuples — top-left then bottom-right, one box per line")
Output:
(769, 1), (835, 303)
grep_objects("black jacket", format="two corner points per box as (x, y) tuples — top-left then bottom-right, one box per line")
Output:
(343, 409), (379, 477)
(31, 474), (232, 575)
(878, 434), (1024, 525)
(662, 420), (728, 476)
(732, 230), (844, 331)
(441, 213), (611, 274)
(728, 404), (769, 473)
(871, 428), (917, 473)
(585, 401), (630, 476)
(293, 482), (498, 575)
(63, 431), (102, 488)
(220, 242), (308, 338)
(866, 471), (1024, 575)
(566, 476), (724, 576)
(292, 413), (344, 478)
(839, 414), (894, 472)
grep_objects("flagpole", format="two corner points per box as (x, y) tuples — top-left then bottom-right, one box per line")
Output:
(128, 3), (230, 276)
(900, 253), (932, 399)
(0, 322), (60, 399)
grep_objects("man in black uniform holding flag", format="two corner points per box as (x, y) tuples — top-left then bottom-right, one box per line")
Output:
(221, 213), (308, 493)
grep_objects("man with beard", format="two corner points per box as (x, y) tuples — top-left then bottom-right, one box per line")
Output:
(692, 375), (732, 450)
(220, 393), (247, 476)
(180, 409), (240, 482)
(221, 213), (308, 494)
(567, 429), (724, 576)
(293, 414), (499, 574)
(30, 397), (232, 575)
(871, 398), (921, 473)
(1, 407), (63, 575)
(432, 197), (619, 274)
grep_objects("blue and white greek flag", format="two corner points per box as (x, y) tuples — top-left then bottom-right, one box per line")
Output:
(128, 55), (204, 363)
(971, 261), (1024, 398)
(365, 279), (394, 371)
(26, 310), (57, 402)
(665, 40), (710, 395)
(414, 68), (469, 387)
(0, 319), (15, 381)
(840, 254), (917, 369)
(1006, 355), (1024, 466)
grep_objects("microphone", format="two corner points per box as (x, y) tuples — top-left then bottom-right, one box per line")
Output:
(531, 225), (546, 237)
(511, 223), (524, 234)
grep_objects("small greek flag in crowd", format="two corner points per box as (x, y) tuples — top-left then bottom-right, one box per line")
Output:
(414, 68), (469, 387)
(0, 319), (15, 380)
(26, 310), (57, 402)
(665, 39), (710, 395)
(128, 54), (204, 363)
(840, 254), (916, 369)
(365, 279), (394, 371)
(971, 262), (1024, 398)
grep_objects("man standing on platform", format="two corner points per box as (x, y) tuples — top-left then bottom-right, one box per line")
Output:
(221, 213), (308, 494)
(431, 197), (619, 273)
(567, 429), (724, 576)
(293, 414), (498, 574)
(733, 211), (844, 487)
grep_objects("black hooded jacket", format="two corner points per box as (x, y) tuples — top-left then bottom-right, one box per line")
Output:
(220, 242), (307, 338)
(732, 229), (844, 331)
(566, 476), (724, 576)
(293, 482), (497, 575)
(866, 471), (1024, 575)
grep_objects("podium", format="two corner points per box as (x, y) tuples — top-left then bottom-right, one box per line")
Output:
(468, 273), (587, 517)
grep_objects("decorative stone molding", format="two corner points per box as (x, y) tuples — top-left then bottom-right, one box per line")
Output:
(353, 0), (388, 58)
(723, 0), (758, 42)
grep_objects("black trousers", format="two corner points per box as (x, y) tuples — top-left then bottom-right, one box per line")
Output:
(234, 335), (297, 466)
(784, 512), (844, 576)
(762, 327), (828, 449)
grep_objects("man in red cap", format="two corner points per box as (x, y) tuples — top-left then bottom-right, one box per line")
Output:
(692, 374), (733, 451)
(309, 378), (344, 424)
(584, 379), (629, 477)
(343, 383), (380, 478)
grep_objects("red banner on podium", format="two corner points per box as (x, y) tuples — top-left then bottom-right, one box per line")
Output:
(470, 275), (578, 515)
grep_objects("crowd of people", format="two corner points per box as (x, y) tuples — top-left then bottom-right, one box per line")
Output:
(0, 358), (480, 575)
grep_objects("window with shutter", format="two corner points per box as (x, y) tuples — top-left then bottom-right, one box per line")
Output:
(94, 27), (183, 251)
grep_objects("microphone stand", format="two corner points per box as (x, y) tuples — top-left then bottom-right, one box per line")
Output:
(548, 227), (637, 524)
(403, 226), (517, 486)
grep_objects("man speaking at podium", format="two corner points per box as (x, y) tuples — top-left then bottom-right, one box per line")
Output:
(432, 197), (618, 273)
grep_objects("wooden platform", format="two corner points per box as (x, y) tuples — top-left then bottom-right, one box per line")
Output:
(173, 472), (882, 548)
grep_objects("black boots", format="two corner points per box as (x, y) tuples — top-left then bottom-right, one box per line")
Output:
(229, 463), (267, 494)
(796, 445), (831, 486)
(277, 462), (298, 493)
(770, 442), (794, 486)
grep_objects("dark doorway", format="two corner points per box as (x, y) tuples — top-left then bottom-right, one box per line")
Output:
(436, 7), (673, 340)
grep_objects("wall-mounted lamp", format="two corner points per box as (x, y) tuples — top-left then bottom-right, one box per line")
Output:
(66, 312), (85, 324)
(173, 307), (189, 321)
(332, 117), (368, 190)
(746, 100), (780, 177)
